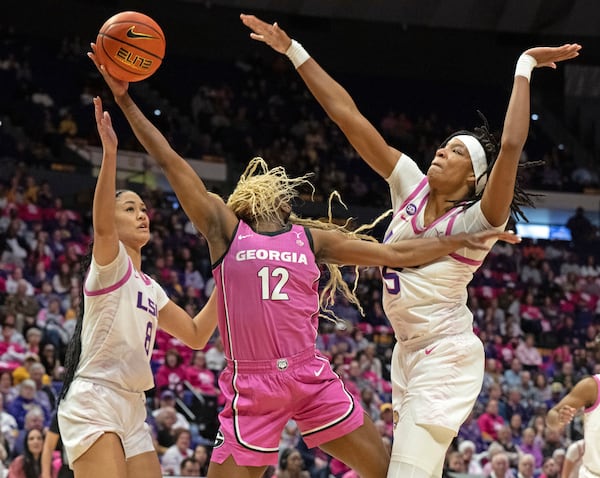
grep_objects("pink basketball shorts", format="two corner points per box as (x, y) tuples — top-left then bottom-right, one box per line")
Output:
(210, 347), (364, 466)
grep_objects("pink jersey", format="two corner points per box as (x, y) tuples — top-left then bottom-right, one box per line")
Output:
(213, 221), (320, 361)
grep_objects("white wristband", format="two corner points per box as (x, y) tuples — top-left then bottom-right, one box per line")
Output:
(285, 39), (310, 69)
(514, 53), (537, 82)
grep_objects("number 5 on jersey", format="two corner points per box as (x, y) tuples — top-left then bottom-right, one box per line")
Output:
(258, 266), (289, 300)
(382, 266), (401, 295)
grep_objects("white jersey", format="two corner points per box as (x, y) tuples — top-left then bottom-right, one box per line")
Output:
(582, 375), (600, 476)
(382, 155), (506, 343)
(75, 242), (169, 392)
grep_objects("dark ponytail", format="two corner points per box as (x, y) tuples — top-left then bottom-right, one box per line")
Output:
(58, 242), (92, 402)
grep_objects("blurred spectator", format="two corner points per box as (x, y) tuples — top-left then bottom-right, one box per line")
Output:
(28, 362), (55, 412)
(184, 350), (220, 399)
(179, 456), (201, 476)
(490, 425), (520, 469)
(153, 406), (179, 456)
(4, 280), (39, 331)
(12, 353), (44, 386)
(0, 311), (26, 364)
(458, 410), (485, 452)
(517, 453), (536, 478)
(445, 450), (466, 475)
(459, 440), (483, 475)
(478, 399), (505, 444)
(518, 427), (544, 469)
(565, 207), (595, 247)
(487, 451), (513, 478)
(12, 407), (45, 459)
(0, 393), (17, 454)
(155, 349), (187, 397)
(515, 335), (543, 372)
(7, 379), (49, 429)
(23, 327), (42, 357)
(151, 390), (190, 432)
(7, 428), (43, 478)
(192, 444), (210, 476)
(539, 457), (560, 478)
(275, 447), (311, 478)
(161, 428), (193, 476)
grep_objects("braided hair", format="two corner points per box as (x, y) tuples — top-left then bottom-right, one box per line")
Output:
(440, 111), (542, 222)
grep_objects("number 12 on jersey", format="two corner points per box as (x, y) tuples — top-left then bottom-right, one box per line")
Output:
(258, 266), (289, 300)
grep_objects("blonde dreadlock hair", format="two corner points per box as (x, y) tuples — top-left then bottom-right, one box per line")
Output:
(227, 157), (391, 320)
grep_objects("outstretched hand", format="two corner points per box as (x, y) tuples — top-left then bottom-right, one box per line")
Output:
(525, 43), (582, 69)
(93, 96), (117, 154)
(461, 230), (521, 251)
(88, 43), (129, 98)
(240, 13), (292, 53)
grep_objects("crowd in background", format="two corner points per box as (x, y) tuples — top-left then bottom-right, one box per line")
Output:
(1, 20), (600, 478)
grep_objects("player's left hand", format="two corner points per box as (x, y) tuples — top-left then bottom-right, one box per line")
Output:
(93, 96), (117, 154)
(524, 44), (582, 69)
(240, 13), (292, 54)
(88, 43), (129, 97)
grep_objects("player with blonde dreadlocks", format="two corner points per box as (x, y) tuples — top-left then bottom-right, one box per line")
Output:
(91, 46), (520, 478)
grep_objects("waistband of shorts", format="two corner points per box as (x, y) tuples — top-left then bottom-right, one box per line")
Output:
(225, 347), (318, 373)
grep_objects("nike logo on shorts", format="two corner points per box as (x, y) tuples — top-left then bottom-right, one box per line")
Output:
(425, 345), (437, 355)
(314, 364), (325, 377)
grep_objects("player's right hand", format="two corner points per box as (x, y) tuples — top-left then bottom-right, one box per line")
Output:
(460, 230), (521, 251)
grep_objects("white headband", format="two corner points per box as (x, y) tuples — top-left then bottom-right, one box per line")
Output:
(454, 134), (488, 195)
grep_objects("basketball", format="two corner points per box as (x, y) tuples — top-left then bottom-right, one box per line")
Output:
(95, 11), (165, 82)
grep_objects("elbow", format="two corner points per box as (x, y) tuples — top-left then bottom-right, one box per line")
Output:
(187, 337), (209, 351)
(329, 103), (360, 128)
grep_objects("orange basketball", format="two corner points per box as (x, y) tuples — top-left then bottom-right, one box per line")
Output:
(95, 11), (165, 82)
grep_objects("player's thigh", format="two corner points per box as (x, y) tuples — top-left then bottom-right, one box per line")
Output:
(125, 450), (162, 478)
(319, 413), (389, 478)
(72, 432), (126, 478)
(207, 455), (267, 478)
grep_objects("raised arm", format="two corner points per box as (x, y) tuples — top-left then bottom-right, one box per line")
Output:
(158, 291), (218, 350)
(91, 96), (120, 266)
(312, 228), (520, 267)
(481, 44), (581, 226)
(546, 375), (597, 431)
(88, 48), (237, 260)
(241, 14), (400, 179)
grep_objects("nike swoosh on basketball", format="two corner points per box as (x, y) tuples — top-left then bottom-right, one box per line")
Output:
(425, 346), (437, 355)
(126, 26), (158, 39)
(314, 364), (325, 377)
